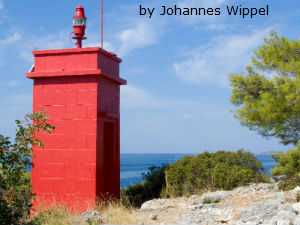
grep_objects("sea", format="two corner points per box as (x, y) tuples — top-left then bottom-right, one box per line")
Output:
(120, 153), (276, 189)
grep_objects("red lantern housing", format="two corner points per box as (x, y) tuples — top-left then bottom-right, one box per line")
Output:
(72, 5), (87, 48)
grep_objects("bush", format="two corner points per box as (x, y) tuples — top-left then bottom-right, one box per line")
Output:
(0, 111), (54, 225)
(121, 150), (267, 206)
(120, 165), (166, 207)
(271, 144), (300, 190)
(202, 197), (220, 204)
(277, 176), (300, 191)
(165, 150), (266, 197)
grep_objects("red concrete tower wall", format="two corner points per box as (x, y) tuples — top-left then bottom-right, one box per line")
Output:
(27, 47), (126, 212)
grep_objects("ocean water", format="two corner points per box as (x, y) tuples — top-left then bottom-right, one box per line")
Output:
(120, 153), (276, 189)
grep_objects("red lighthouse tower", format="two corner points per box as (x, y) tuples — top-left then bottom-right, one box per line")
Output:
(27, 5), (126, 212)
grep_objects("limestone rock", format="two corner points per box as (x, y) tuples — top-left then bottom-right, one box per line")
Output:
(293, 186), (300, 195)
(248, 183), (274, 191)
(292, 186), (300, 200)
(80, 210), (101, 224)
(217, 218), (229, 223)
(239, 200), (280, 222)
(140, 199), (176, 211)
(277, 192), (286, 203)
(291, 202), (300, 214)
(239, 199), (297, 224)
(140, 199), (165, 211)
(137, 183), (299, 225)
(150, 213), (158, 220)
(199, 191), (230, 204)
(176, 202), (233, 225)
(293, 216), (300, 225)
(273, 175), (287, 182)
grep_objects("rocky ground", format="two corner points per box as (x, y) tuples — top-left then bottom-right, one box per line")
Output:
(136, 183), (300, 225)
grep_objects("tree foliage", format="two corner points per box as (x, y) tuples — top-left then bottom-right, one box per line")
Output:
(0, 111), (54, 225)
(271, 144), (300, 190)
(229, 32), (300, 145)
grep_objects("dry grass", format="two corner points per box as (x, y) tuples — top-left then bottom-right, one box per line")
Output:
(31, 200), (147, 225)
(96, 201), (143, 224)
(33, 204), (82, 225)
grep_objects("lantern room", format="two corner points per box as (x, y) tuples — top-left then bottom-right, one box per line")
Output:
(72, 5), (87, 48)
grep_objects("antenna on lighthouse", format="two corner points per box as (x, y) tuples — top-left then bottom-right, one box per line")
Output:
(101, 0), (103, 49)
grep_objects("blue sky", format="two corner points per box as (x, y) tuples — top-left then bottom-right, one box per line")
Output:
(0, 0), (298, 153)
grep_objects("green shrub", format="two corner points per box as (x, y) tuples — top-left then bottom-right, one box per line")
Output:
(271, 144), (300, 191)
(120, 165), (166, 208)
(165, 150), (266, 197)
(121, 150), (267, 206)
(271, 145), (300, 177)
(212, 164), (254, 190)
(0, 111), (54, 225)
(202, 197), (220, 204)
(277, 176), (300, 191)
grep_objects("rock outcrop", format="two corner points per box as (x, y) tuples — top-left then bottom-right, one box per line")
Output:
(140, 183), (300, 225)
